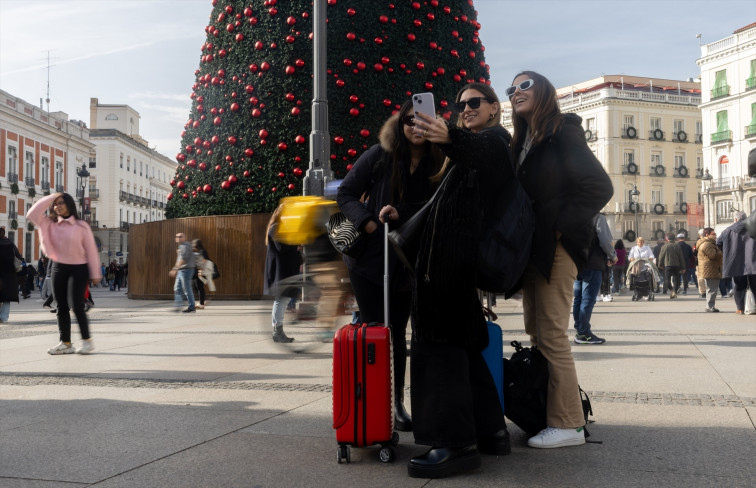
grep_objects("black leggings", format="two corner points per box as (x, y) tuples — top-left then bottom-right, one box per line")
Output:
(347, 269), (411, 393)
(192, 275), (206, 305)
(52, 262), (90, 343)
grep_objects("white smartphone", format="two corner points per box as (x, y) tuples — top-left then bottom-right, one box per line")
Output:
(412, 92), (436, 121)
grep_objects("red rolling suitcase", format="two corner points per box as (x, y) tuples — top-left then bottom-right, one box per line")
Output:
(333, 223), (397, 463)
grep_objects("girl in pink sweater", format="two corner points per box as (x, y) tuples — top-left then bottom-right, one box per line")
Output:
(28, 193), (102, 355)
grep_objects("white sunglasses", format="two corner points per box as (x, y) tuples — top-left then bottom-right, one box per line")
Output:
(505, 79), (535, 98)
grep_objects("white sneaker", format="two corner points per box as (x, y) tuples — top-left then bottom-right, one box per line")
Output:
(528, 426), (586, 449)
(48, 342), (75, 355)
(602, 295), (612, 302)
(78, 339), (95, 354)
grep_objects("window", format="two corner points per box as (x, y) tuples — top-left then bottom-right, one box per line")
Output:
(623, 150), (635, 168)
(716, 200), (733, 222)
(650, 117), (661, 130)
(105, 113), (119, 120)
(712, 70), (728, 99)
(747, 103), (756, 137)
(41, 156), (49, 183)
(748, 60), (756, 90)
(676, 191), (685, 205)
(651, 189), (662, 205)
(585, 118), (595, 132)
(673, 119), (684, 134)
(145, 164), (149, 178)
(674, 153), (684, 169)
(140, 162), (143, 176)
(650, 151), (662, 167)
(9, 200), (16, 218)
(25, 151), (34, 179)
(55, 161), (64, 188)
(24, 233), (32, 261)
(120, 153), (123, 168)
(696, 155), (702, 172)
(719, 155), (729, 177)
(623, 115), (634, 129)
(7, 146), (18, 174)
(127, 157), (130, 172)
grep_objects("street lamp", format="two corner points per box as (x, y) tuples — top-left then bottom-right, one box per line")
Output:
(76, 163), (90, 216)
(630, 185), (640, 239)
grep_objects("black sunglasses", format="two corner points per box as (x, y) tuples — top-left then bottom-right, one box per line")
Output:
(401, 115), (415, 127)
(454, 97), (490, 112)
(505, 79), (535, 98)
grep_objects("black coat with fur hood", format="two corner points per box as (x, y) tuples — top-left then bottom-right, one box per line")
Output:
(337, 114), (437, 287)
(516, 114), (613, 280)
(412, 124), (514, 351)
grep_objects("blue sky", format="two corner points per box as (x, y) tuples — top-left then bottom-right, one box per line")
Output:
(1, 0), (754, 157)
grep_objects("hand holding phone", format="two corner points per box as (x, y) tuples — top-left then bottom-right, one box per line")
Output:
(412, 92), (436, 122)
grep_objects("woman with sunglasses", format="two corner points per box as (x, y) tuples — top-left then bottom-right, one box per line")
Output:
(508, 71), (612, 448)
(407, 83), (514, 478)
(337, 99), (443, 433)
(28, 192), (102, 355)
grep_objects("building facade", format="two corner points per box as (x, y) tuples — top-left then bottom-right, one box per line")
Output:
(697, 23), (756, 232)
(0, 89), (95, 262)
(502, 75), (704, 244)
(88, 98), (175, 264)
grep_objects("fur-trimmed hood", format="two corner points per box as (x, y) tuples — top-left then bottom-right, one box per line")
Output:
(378, 112), (401, 153)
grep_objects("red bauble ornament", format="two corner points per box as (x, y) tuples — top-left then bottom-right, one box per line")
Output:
(170, 179), (176, 187)
(221, 181), (230, 190)
(336, 79), (345, 87)
(347, 148), (357, 157)
(379, 15), (388, 23)
(285, 66), (296, 75)
(177, 181), (186, 190)
(416, 62), (425, 70)
(249, 63), (258, 72)
(245, 148), (255, 157)
(278, 142), (288, 151)
(243, 170), (250, 177)
(286, 16), (296, 25)
(259, 129), (268, 138)
(167, 193), (174, 201)
(295, 59), (305, 68)
(453, 74), (462, 82)
(360, 129), (370, 137)
(228, 136), (237, 144)
(247, 188), (254, 194)
(176, 154), (186, 163)
(346, 164), (354, 171)
(291, 107), (300, 115)
(334, 136), (344, 144)
(215, 165), (222, 171)
(288, 183), (296, 190)
(293, 167), (303, 176)
(199, 162), (208, 171)
(203, 184), (212, 193)
(349, 108), (360, 116)
(295, 135), (306, 144)
(346, 32), (356, 40)
(229, 175), (238, 184)
(407, 33), (416, 41)
(251, 108), (262, 117)
(425, 82), (434, 90)
(235, 33), (244, 42)
(213, 116), (222, 126)
(187, 159), (197, 168)
(230, 102), (240, 112)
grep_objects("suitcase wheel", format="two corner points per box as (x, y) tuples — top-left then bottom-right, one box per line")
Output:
(379, 446), (395, 463)
(391, 431), (400, 446)
(337, 445), (351, 464)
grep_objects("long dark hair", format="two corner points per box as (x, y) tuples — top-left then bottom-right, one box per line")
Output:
(47, 193), (79, 221)
(509, 71), (563, 158)
(614, 239), (625, 250)
(384, 99), (443, 204)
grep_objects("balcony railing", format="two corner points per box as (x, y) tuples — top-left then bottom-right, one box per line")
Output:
(711, 130), (733, 144)
(695, 168), (705, 179)
(648, 129), (665, 141)
(651, 203), (667, 215)
(8, 211), (17, 219)
(55, 184), (64, 193)
(745, 124), (756, 139)
(650, 165), (666, 177)
(673, 166), (690, 178)
(25, 177), (35, 187)
(120, 221), (130, 231)
(128, 193), (135, 202)
(695, 133), (703, 144)
(621, 127), (638, 139)
(711, 85), (731, 100)
(707, 180), (732, 191)
(89, 189), (99, 200)
(120, 191), (128, 202)
(7, 173), (18, 184)
(41, 181), (50, 191)
(747, 77), (756, 91)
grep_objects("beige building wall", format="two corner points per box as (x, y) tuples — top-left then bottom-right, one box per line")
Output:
(502, 75), (703, 245)
(697, 23), (756, 232)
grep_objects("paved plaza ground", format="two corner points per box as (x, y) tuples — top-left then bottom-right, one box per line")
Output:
(0, 285), (754, 487)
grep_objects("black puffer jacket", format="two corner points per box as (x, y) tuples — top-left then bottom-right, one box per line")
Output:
(412, 124), (514, 351)
(516, 114), (613, 280)
(0, 237), (22, 303)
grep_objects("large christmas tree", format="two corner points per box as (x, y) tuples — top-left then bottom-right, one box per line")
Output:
(167, 0), (490, 217)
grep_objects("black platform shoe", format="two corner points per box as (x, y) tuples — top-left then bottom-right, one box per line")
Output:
(477, 428), (511, 455)
(408, 446), (481, 479)
(394, 393), (413, 432)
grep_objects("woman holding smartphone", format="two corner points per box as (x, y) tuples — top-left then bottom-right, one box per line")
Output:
(28, 193), (102, 355)
(337, 99), (443, 432)
(508, 71), (612, 448)
(408, 83), (514, 478)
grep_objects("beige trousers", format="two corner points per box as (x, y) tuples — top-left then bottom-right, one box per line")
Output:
(521, 241), (585, 429)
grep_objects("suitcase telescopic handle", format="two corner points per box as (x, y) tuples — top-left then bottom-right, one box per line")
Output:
(384, 221), (389, 328)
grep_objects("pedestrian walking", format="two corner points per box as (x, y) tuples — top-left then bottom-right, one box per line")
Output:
(698, 228), (723, 312)
(717, 211), (756, 314)
(508, 71), (612, 449)
(658, 233), (686, 299)
(0, 227), (23, 322)
(264, 205), (301, 343)
(169, 233), (196, 313)
(27, 193), (102, 354)
(612, 240), (627, 294)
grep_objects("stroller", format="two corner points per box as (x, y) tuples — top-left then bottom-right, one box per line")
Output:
(626, 258), (661, 301)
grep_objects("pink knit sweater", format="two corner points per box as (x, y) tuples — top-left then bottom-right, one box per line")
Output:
(27, 194), (102, 281)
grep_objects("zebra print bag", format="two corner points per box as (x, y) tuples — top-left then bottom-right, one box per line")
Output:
(326, 212), (367, 258)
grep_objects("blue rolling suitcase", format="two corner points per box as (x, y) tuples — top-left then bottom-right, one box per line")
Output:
(481, 297), (504, 411)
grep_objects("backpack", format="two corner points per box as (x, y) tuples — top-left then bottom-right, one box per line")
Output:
(476, 179), (534, 294)
(503, 341), (594, 438)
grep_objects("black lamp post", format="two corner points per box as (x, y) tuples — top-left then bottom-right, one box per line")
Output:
(76, 164), (90, 215)
(630, 185), (640, 239)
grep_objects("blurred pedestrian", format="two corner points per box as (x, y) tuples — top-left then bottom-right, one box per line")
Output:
(612, 240), (627, 294)
(717, 211), (756, 314)
(0, 227), (23, 322)
(698, 228), (723, 312)
(264, 205), (300, 343)
(169, 233), (196, 313)
(658, 233), (685, 299)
